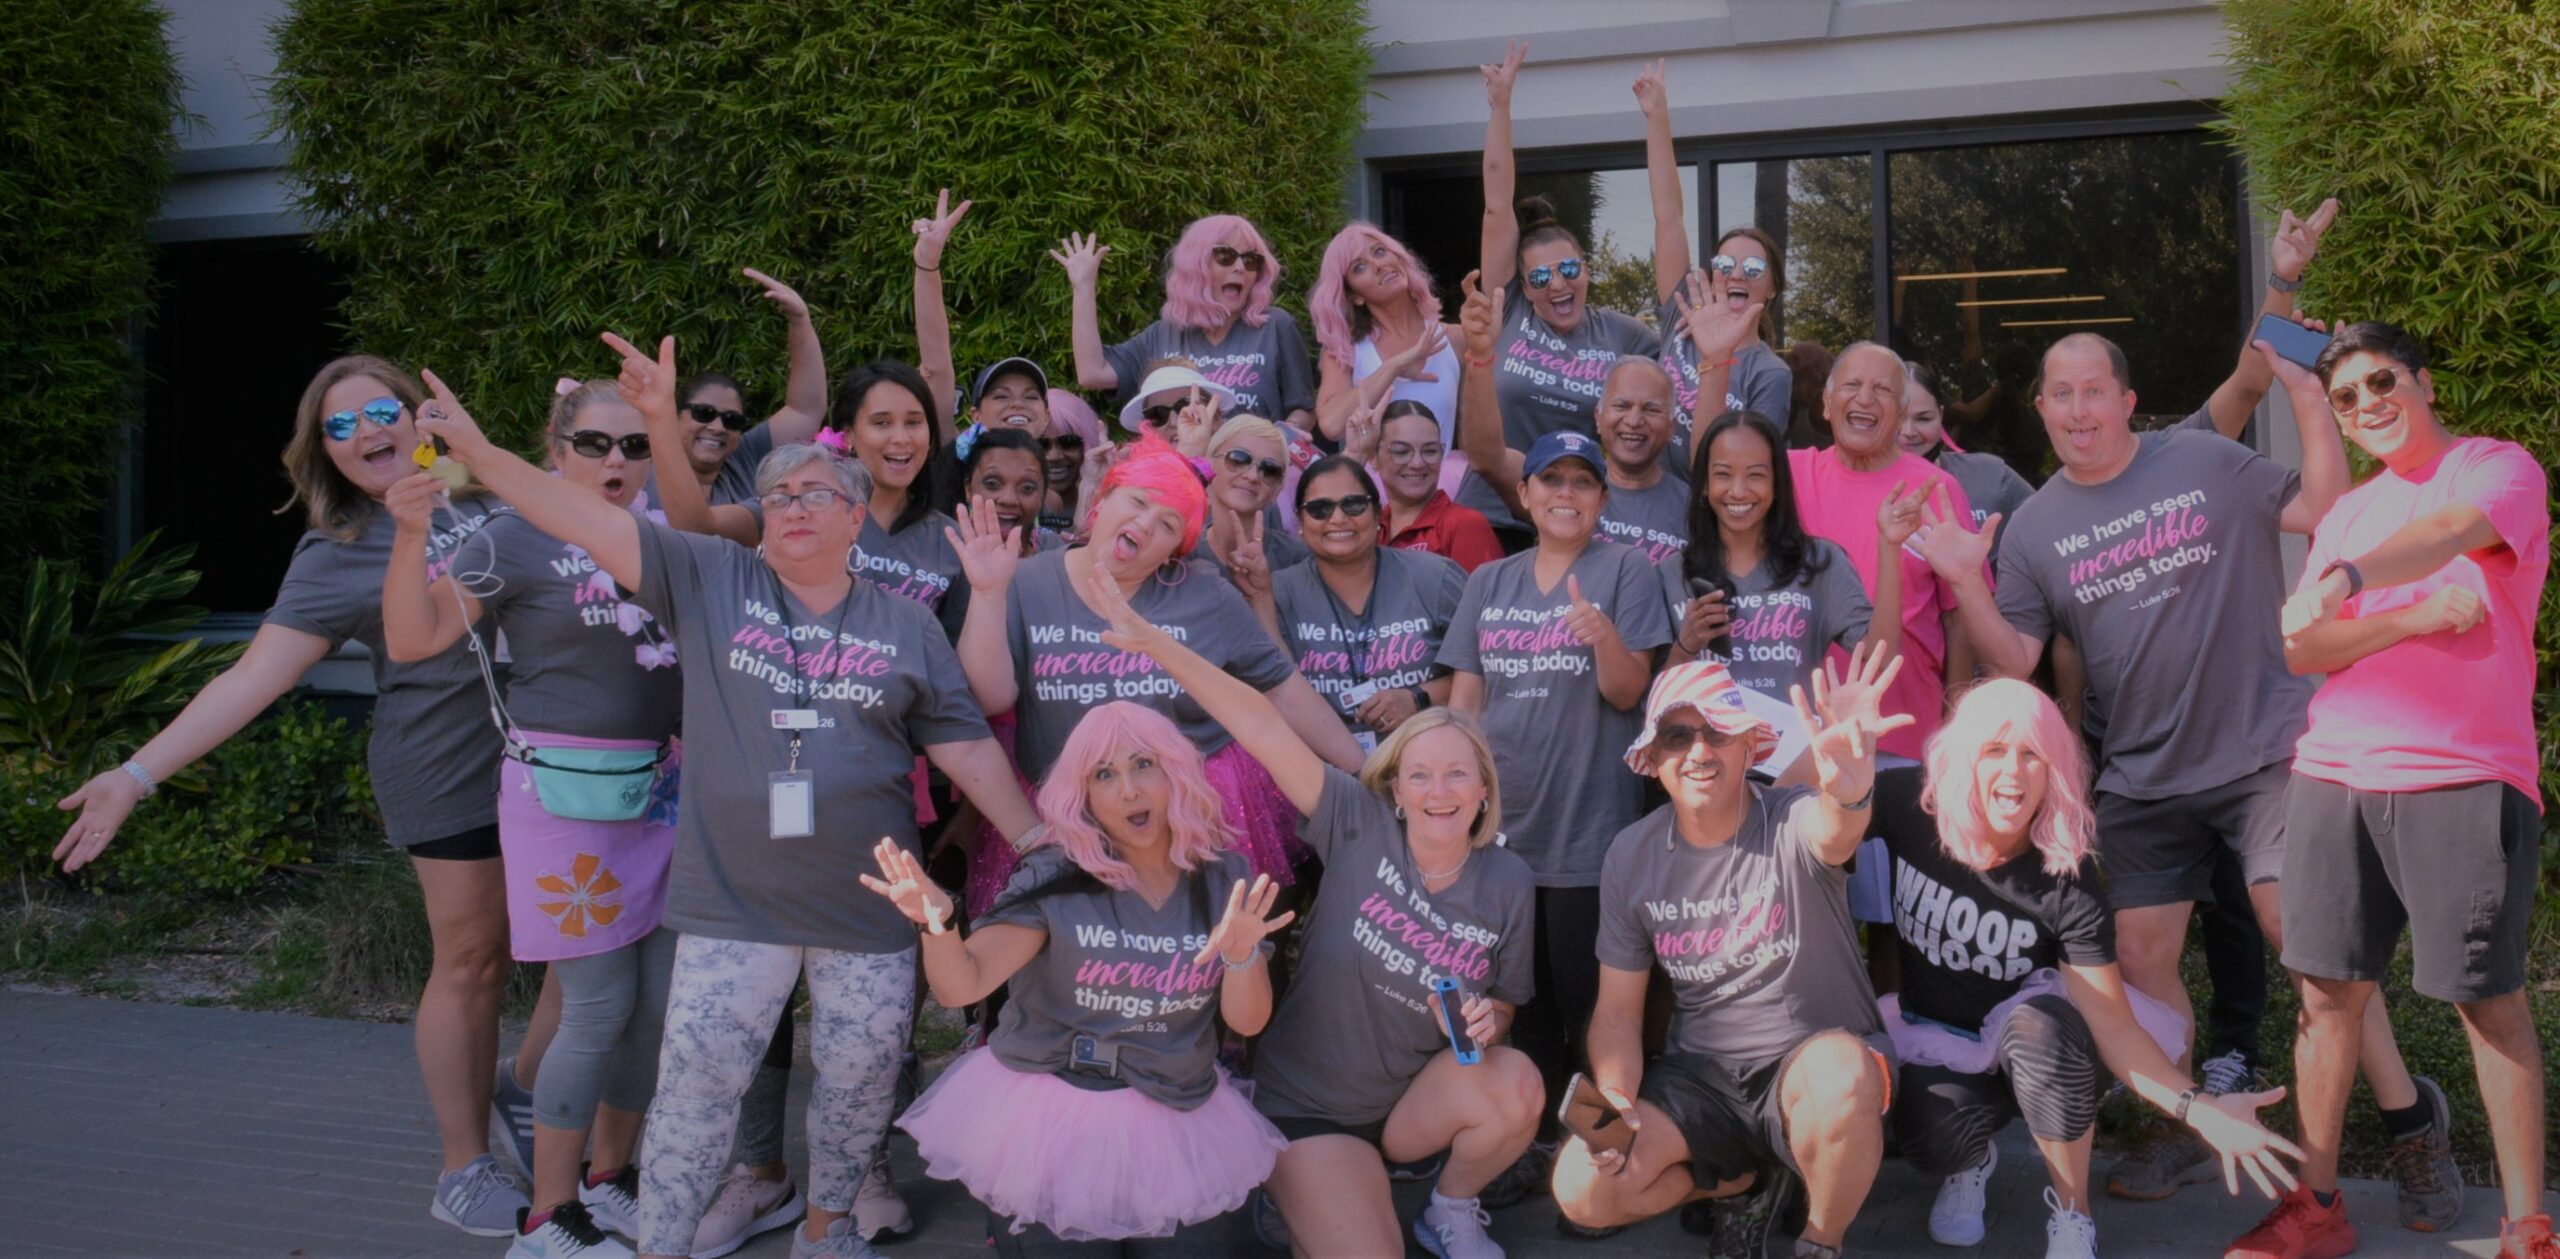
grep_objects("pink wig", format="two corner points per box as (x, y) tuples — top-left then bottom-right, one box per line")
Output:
(1162, 214), (1280, 332)
(1034, 702), (1236, 891)
(1922, 679), (2096, 878)
(1045, 388), (1104, 449)
(1310, 221), (1444, 369)
(1089, 434), (1208, 555)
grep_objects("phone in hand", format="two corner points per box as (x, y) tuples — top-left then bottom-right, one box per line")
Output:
(1686, 576), (1736, 658)
(1430, 975), (1481, 1065)
(1557, 1072), (1636, 1159)
(2252, 312), (2332, 372)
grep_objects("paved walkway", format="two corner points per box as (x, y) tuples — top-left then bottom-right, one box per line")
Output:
(0, 988), (2511, 1257)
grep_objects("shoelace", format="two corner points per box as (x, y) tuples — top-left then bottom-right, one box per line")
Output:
(1434, 1201), (1494, 1238)
(2253, 1192), (2332, 1241)
(2388, 1132), (2448, 1194)
(550, 1202), (610, 1246)
(447, 1164), (503, 1214)
(2044, 1187), (2096, 1245)
(2200, 1051), (2252, 1096)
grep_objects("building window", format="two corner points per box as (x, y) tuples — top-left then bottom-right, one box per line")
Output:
(1377, 163), (1696, 330)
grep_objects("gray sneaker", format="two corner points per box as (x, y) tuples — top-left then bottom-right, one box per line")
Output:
(787, 1216), (882, 1259)
(2386, 1076), (2464, 1233)
(433, 1154), (533, 1238)
(491, 1055), (540, 1175)
(2103, 1125), (2217, 1200)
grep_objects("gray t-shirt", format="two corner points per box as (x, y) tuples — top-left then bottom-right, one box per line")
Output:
(1596, 788), (1882, 1064)
(978, 846), (1249, 1110)
(1933, 448), (2034, 551)
(471, 512), (682, 743)
(1657, 538), (1871, 700)
(1467, 290), (1662, 531)
(1251, 768), (1538, 1124)
(1654, 308), (1790, 476)
(708, 421), (782, 508)
(1193, 525), (1311, 586)
(1598, 473), (1691, 565)
(1992, 428), (2312, 799)
(1104, 310), (1317, 421)
(631, 521), (988, 951)
(1272, 548), (1467, 738)
(856, 509), (967, 635)
(1435, 539), (1674, 887)
(263, 498), (508, 847)
(1004, 549), (1296, 781)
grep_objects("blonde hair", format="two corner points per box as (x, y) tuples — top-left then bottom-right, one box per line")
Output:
(280, 355), (422, 540)
(1358, 707), (1505, 847)
(1207, 413), (1287, 459)
(544, 379), (626, 469)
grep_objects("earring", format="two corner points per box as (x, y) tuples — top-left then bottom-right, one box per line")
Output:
(1395, 805), (1407, 820)
(1477, 800), (1488, 815)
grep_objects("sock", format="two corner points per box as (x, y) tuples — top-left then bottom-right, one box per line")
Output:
(1429, 1188), (1477, 1216)
(521, 1206), (554, 1235)
(584, 1165), (625, 1190)
(2379, 1096), (2434, 1144)
(2312, 1188), (2339, 1209)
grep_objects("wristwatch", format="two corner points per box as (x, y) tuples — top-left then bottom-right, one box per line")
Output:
(2267, 271), (2302, 293)
(1409, 684), (1433, 710)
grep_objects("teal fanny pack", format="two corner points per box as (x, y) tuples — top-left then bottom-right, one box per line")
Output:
(514, 744), (665, 822)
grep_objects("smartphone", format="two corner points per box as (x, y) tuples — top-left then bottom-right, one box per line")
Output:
(1686, 576), (1736, 658)
(1429, 975), (1481, 1065)
(2252, 312), (2331, 372)
(1556, 1072), (1636, 1159)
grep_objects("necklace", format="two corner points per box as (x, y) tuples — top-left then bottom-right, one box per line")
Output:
(1412, 842), (1467, 882)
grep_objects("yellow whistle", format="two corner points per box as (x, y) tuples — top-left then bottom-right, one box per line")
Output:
(412, 443), (439, 469)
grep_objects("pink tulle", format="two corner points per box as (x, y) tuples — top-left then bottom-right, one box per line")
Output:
(899, 1048), (1285, 1241)
(1202, 741), (1308, 883)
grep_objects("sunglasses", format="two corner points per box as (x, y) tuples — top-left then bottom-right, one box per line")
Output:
(1038, 434), (1087, 454)
(1525, 258), (1584, 289)
(1300, 493), (1375, 522)
(1651, 721), (1740, 757)
(1221, 447), (1287, 483)
(1208, 246), (1267, 273)
(561, 430), (651, 459)
(324, 397), (403, 442)
(683, 401), (753, 432)
(759, 487), (848, 513)
(2326, 366), (2408, 416)
(1709, 254), (1771, 281)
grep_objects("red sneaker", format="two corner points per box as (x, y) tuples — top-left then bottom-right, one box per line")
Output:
(2227, 1185), (2358, 1259)
(2501, 1213), (2559, 1259)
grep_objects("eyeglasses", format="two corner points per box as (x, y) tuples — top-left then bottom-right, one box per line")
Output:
(1709, 254), (1771, 281)
(2326, 366), (2407, 416)
(759, 487), (849, 514)
(683, 402), (753, 432)
(1039, 434), (1087, 454)
(1383, 442), (1446, 464)
(324, 397), (403, 442)
(1221, 447), (1287, 483)
(1651, 721), (1739, 757)
(1208, 246), (1267, 273)
(562, 430), (651, 459)
(1525, 258), (1584, 289)
(1300, 493), (1375, 522)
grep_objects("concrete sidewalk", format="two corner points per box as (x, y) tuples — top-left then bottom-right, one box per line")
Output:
(0, 988), (2511, 1257)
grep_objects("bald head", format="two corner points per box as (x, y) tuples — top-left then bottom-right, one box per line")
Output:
(1827, 341), (1908, 395)
(2041, 332), (2129, 391)
(1821, 341), (1910, 466)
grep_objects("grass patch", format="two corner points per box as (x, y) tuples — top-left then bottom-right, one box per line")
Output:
(0, 874), (210, 979)
(241, 840), (543, 1020)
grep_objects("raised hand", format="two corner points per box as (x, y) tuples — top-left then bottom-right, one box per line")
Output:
(1674, 269), (1767, 365)
(385, 471), (447, 533)
(1561, 574), (1621, 649)
(1911, 483), (1996, 582)
(1876, 478), (1927, 548)
(858, 837), (953, 935)
(912, 188), (974, 271)
(945, 495), (1023, 594)
(2186, 1087), (2305, 1200)
(2269, 197), (2340, 285)
(1171, 390), (1218, 457)
(1480, 39), (1528, 110)
(1048, 231), (1111, 288)
(1224, 511), (1273, 604)
(1457, 270), (1502, 361)
(1341, 398), (1384, 465)
(1789, 640), (1915, 806)
(2252, 314), (2333, 396)
(1194, 872), (1297, 967)
(1071, 548), (1168, 654)
(742, 267), (810, 323)
(599, 330), (681, 423)
(413, 369), (496, 464)
(1631, 57), (1667, 118)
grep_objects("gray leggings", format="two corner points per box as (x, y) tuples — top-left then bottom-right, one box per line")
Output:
(637, 934), (915, 1255)
(536, 927), (678, 1130)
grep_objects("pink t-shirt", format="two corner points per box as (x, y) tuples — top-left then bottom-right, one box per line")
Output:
(2292, 436), (2549, 804)
(1789, 447), (1975, 759)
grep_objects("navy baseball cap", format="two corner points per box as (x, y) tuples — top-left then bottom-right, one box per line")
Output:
(970, 357), (1051, 411)
(1521, 430), (1603, 478)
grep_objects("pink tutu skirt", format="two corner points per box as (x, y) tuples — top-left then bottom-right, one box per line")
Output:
(898, 1048), (1285, 1240)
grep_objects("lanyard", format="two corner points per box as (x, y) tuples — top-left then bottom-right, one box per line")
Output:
(1315, 552), (1384, 686)
(765, 565), (860, 760)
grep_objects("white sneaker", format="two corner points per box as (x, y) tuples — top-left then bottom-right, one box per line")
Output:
(507, 1201), (636, 1259)
(1414, 1193), (1503, 1259)
(690, 1164), (803, 1259)
(2043, 1187), (2098, 1259)
(1928, 1144), (1997, 1246)
(849, 1149), (912, 1241)
(579, 1165), (638, 1238)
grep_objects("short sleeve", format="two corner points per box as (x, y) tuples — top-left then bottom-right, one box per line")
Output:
(2449, 441), (2552, 577)
(1992, 527), (2054, 645)
(1271, 311), (1318, 418)
(1816, 545), (1875, 651)
(2195, 429), (2301, 518)
(909, 614), (994, 747)
(935, 571), (972, 646)
(1608, 547), (1674, 652)
(1301, 766), (1379, 868)
(469, 515), (541, 620)
(1104, 322), (1169, 404)
(1418, 551), (1470, 630)
(1607, 310), (1662, 360)
(1742, 355), (1791, 427)
(263, 534), (364, 643)
(2053, 875), (2116, 966)
(1656, 555), (1689, 629)
(1593, 837), (1655, 972)
(1436, 566), (1491, 675)
(733, 422), (779, 480)
(632, 518), (722, 631)
(2174, 406), (2216, 434)
(976, 847), (1073, 933)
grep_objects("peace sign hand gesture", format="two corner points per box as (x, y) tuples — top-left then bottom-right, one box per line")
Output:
(2269, 197), (2340, 286)
(859, 837), (953, 935)
(913, 188), (974, 271)
(1788, 639), (1914, 808)
(1561, 575), (1622, 650)
(1341, 398), (1385, 465)
(945, 495), (1023, 594)
(742, 267), (811, 322)
(1195, 873), (1297, 968)
(599, 330), (681, 427)
(1223, 510), (1273, 604)
(1049, 232), (1111, 288)
(1631, 58), (1668, 119)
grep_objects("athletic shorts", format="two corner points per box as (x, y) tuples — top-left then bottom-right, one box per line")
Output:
(407, 823), (502, 862)
(2279, 775), (2542, 1003)
(1267, 1112), (1388, 1150)
(1638, 1034), (1892, 1186)
(2092, 760), (2289, 910)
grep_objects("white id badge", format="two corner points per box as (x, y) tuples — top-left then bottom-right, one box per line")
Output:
(1338, 679), (1384, 713)
(768, 770), (815, 839)
(1353, 730), (1380, 755)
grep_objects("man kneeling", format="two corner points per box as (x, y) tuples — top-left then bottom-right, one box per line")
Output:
(1554, 649), (1905, 1259)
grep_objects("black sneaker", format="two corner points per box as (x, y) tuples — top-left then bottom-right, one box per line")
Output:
(507, 1200), (626, 1258)
(1476, 1140), (1553, 1210)
(1553, 1214), (1624, 1240)
(1388, 1151), (1449, 1182)
(2387, 1075), (2464, 1233)
(1684, 1167), (1794, 1259)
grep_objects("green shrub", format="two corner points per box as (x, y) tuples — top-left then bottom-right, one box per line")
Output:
(2216, 1), (2560, 843)
(269, 0), (1372, 445)
(0, 0), (183, 576)
(1, 536), (246, 781)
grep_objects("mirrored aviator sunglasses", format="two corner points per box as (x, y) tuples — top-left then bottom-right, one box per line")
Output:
(1710, 253), (1770, 281)
(324, 397), (403, 441)
(2325, 366), (2403, 415)
(1526, 258), (1584, 289)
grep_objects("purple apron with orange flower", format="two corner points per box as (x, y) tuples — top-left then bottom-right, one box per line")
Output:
(496, 731), (679, 962)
